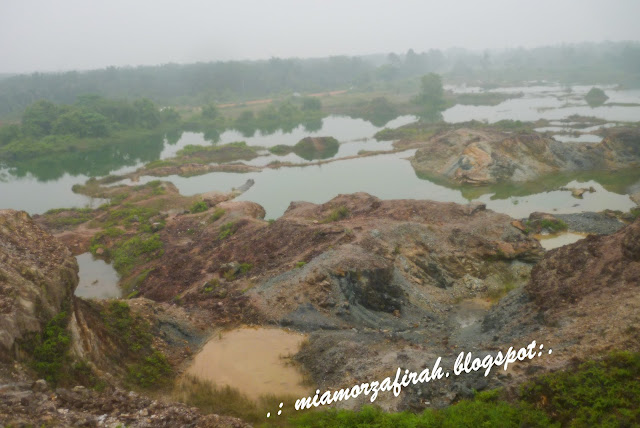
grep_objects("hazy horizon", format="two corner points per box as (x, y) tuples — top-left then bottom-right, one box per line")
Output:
(1, 0), (640, 74)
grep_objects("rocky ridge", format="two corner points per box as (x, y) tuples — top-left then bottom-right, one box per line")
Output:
(410, 126), (640, 185)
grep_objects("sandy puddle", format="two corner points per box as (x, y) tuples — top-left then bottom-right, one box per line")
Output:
(452, 298), (492, 329)
(534, 232), (589, 250)
(74, 253), (121, 299)
(184, 327), (309, 400)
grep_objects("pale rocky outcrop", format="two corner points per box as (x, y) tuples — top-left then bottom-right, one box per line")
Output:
(0, 210), (77, 361)
(410, 127), (640, 185)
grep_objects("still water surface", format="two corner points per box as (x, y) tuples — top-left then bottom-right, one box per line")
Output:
(1, 86), (639, 217)
(185, 328), (309, 400)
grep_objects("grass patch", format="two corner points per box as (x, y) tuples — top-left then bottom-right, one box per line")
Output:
(30, 312), (71, 385)
(219, 221), (237, 240)
(321, 206), (350, 223)
(190, 200), (208, 214)
(520, 351), (640, 427)
(101, 301), (173, 389)
(209, 208), (226, 222)
(101, 301), (152, 353)
(525, 218), (569, 234)
(175, 376), (305, 427)
(540, 218), (568, 233)
(43, 207), (94, 227)
(239, 262), (253, 275)
(295, 261), (306, 268)
(126, 350), (172, 388)
(110, 234), (163, 276)
(122, 268), (152, 297)
(103, 204), (160, 228)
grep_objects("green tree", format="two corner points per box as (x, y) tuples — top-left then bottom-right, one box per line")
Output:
(22, 100), (64, 137)
(201, 104), (219, 120)
(301, 97), (321, 111)
(0, 124), (21, 146)
(52, 109), (110, 137)
(415, 73), (446, 121)
(133, 98), (161, 129)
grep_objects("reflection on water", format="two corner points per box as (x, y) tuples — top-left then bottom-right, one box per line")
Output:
(552, 134), (602, 143)
(443, 85), (640, 123)
(185, 328), (309, 400)
(534, 232), (589, 250)
(475, 180), (635, 218)
(2, 85), (639, 217)
(163, 115), (415, 165)
(0, 170), (109, 214)
(74, 253), (121, 299)
(133, 153), (636, 220)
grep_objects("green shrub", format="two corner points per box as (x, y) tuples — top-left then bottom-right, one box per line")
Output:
(101, 301), (152, 353)
(31, 312), (71, 385)
(127, 350), (172, 388)
(111, 234), (163, 275)
(322, 206), (350, 223)
(190, 200), (208, 214)
(209, 208), (226, 222)
(520, 351), (640, 427)
(219, 222), (237, 240)
(239, 263), (253, 275)
(540, 218), (568, 233)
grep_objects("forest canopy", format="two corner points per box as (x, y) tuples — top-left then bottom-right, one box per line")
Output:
(0, 41), (638, 119)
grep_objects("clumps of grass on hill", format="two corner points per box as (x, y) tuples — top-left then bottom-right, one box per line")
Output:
(286, 352), (640, 428)
(322, 206), (350, 223)
(101, 301), (172, 389)
(189, 200), (208, 214)
(520, 351), (640, 427)
(525, 217), (568, 234)
(29, 312), (71, 385)
(175, 375), (305, 427)
(209, 208), (226, 223)
(289, 390), (551, 428)
(90, 232), (163, 276)
(21, 311), (102, 388)
(110, 234), (163, 276)
(218, 221), (237, 240)
(41, 207), (94, 227)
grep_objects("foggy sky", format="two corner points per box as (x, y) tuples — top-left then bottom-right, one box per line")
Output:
(1, 0), (639, 73)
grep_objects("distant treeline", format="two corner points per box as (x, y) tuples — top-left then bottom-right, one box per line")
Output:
(0, 41), (639, 118)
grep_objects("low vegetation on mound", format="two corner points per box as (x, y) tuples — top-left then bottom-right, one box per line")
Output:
(284, 352), (640, 427)
(269, 136), (340, 161)
(101, 301), (173, 389)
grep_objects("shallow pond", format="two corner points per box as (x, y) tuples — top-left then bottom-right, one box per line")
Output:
(74, 253), (121, 299)
(184, 327), (309, 400)
(534, 232), (589, 250)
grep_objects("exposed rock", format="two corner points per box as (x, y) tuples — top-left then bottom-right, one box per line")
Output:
(0, 210), (78, 362)
(410, 126), (640, 185)
(571, 188), (587, 198)
(551, 212), (624, 235)
(484, 217), (640, 369)
(0, 381), (249, 427)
